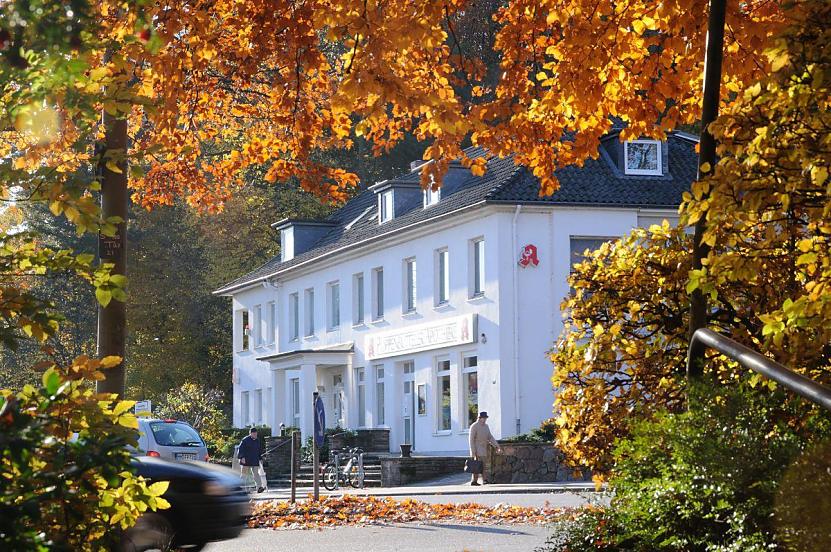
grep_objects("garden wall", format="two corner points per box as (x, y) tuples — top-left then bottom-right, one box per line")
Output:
(380, 456), (467, 487)
(485, 442), (591, 484)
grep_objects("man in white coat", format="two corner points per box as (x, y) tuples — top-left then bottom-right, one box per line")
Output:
(468, 412), (502, 485)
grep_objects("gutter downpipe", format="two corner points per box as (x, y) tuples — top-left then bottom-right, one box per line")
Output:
(512, 205), (522, 435)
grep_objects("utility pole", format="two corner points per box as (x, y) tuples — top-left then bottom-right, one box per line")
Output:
(687, 0), (726, 381)
(96, 108), (129, 398)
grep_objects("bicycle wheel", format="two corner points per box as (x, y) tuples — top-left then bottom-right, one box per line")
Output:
(348, 465), (365, 488)
(323, 464), (339, 491)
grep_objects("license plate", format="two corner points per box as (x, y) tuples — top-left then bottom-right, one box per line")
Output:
(175, 452), (197, 460)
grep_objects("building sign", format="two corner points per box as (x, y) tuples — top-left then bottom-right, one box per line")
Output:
(365, 314), (477, 360)
(518, 244), (539, 268)
(134, 400), (152, 417)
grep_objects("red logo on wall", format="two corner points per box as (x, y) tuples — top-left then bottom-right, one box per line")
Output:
(518, 244), (539, 268)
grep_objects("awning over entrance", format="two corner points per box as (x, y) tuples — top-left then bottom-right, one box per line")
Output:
(256, 342), (354, 371)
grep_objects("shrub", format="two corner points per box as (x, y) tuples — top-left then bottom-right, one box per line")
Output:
(154, 382), (233, 454)
(0, 357), (168, 551)
(502, 418), (558, 443)
(541, 384), (831, 551)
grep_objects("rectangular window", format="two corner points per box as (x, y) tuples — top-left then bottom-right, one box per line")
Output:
(353, 273), (365, 325)
(253, 388), (263, 423)
(253, 305), (263, 347)
(372, 268), (384, 320)
(623, 140), (662, 176)
(327, 281), (340, 331)
(471, 238), (485, 297)
(436, 249), (449, 305)
(289, 293), (299, 341)
(424, 187), (440, 207)
(241, 390), (250, 426)
(379, 190), (394, 223)
(417, 383), (426, 416)
(357, 367), (366, 427)
(375, 365), (385, 426)
(569, 237), (613, 271)
(463, 355), (479, 427)
(403, 258), (417, 313)
(241, 310), (250, 351)
(265, 387), (272, 426)
(436, 358), (451, 431)
(304, 288), (315, 336)
(290, 378), (300, 428)
(267, 301), (276, 345)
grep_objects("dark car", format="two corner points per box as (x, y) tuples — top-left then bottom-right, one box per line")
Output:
(122, 457), (251, 551)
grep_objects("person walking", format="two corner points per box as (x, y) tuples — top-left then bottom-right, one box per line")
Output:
(468, 412), (501, 486)
(238, 427), (266, 493)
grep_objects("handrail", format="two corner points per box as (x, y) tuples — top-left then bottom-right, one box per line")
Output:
(687, 328), (831, 412)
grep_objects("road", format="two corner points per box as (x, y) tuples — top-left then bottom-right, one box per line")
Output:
(204, 522), (552, 551)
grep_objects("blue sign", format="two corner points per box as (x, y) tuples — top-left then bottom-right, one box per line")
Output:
(313, 394), (326, 447)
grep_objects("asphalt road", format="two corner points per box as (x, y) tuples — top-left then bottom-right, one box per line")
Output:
(204, 522), (552, 551)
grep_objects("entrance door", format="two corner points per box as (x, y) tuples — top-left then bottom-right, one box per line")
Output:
(402, 361), (415, 449)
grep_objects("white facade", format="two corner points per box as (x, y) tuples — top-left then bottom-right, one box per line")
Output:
(225, 202), (677, 454)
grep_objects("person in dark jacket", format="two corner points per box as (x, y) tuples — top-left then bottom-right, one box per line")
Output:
(238, 427), (265, 493)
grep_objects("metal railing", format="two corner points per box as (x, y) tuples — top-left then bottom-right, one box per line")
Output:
(687, 328), (831, 412)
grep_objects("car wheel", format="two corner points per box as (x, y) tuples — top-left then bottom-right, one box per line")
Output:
(121, 513), (175, 552)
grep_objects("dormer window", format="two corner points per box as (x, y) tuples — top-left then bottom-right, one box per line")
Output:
(424, 187), (440, 208)
(379, 190), (394, 223)
(280, 227), (295, 262)
(624, 140), (662, 176)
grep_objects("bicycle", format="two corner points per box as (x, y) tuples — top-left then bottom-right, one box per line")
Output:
(323, 447), (365, 490)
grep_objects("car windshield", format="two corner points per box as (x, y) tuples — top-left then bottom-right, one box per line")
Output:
(149, 422), (203, 447)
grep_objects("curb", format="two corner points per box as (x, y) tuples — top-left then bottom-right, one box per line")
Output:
(251, 484), (602, 502)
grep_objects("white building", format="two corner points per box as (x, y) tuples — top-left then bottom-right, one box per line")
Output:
(215, 131), (698, 454)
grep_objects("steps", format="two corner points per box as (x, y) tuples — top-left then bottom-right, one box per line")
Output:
(268, 455), (384, 488)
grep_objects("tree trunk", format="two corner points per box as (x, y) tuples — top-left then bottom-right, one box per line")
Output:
(96, 110), (129, 398)
(687, 0), (727, 381)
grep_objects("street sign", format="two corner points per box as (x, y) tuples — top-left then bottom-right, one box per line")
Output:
(135, 400), (152, 417)
(313, 394), (326, 447)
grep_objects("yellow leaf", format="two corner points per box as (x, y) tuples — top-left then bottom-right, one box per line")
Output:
(101, 355), (122, 368)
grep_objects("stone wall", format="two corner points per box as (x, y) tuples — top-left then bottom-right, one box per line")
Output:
(380, 456), (467, 487)
(485, 442), (591, 484)
(262, 433), (301, 480)
(329, 429), (390, 453)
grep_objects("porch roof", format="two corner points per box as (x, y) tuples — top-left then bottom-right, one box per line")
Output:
(256, 342), (354, 369)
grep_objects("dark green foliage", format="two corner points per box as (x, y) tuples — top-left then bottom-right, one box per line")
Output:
(501, 418), (558, 443)
(541, 384), (831, 551)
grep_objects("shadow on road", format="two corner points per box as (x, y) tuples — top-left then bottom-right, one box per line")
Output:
(416, 523), (532, 536)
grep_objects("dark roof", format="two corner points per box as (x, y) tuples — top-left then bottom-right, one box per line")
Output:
(215, 133), (697, 295)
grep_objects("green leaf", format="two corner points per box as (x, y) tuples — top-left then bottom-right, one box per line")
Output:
(96, 288), (113, 307)
(43, 369), (61, 396)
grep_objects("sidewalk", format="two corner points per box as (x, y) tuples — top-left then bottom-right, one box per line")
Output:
(253, 472), (600, 502)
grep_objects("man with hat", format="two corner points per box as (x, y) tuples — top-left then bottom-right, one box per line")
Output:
(238, 427), (265, 493)
(468, 412), (501, 486)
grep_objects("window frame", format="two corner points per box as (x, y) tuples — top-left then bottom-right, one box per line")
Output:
(470, 238), (485, 298)
(240, 390), (250, 426)
(623, 140), (663, 176)
(435, 357), (452, 432)
(266, 301), (276, 345)
(379, 190), (394, 223)
(372, 267), (385, 321)
(462, 354), (479, 428)
(353, 272), (365, 326)
(327, 281), (341, 331)
(435, 248), (450, 306)
(288, 293), (299, 342)
(356, 367), (367, 427)
(374, 364), (386, 426)
(304, 288), (315, 337)
(403, 257), (417, 314)
(290, 378), (301, 428)
(423, 187), (440, 208)
(253, 304), (263, 348)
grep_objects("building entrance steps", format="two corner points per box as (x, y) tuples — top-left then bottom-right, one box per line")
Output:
(267, 454), (384, 489)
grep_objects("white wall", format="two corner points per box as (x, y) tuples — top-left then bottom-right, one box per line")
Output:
(229, 203), (678, 451)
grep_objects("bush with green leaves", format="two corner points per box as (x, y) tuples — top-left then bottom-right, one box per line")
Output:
(502, 417), (558, 443)
(540, 384), (831, 551)
(154, 382), (234, 454)
(0, 357), (168, 551)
